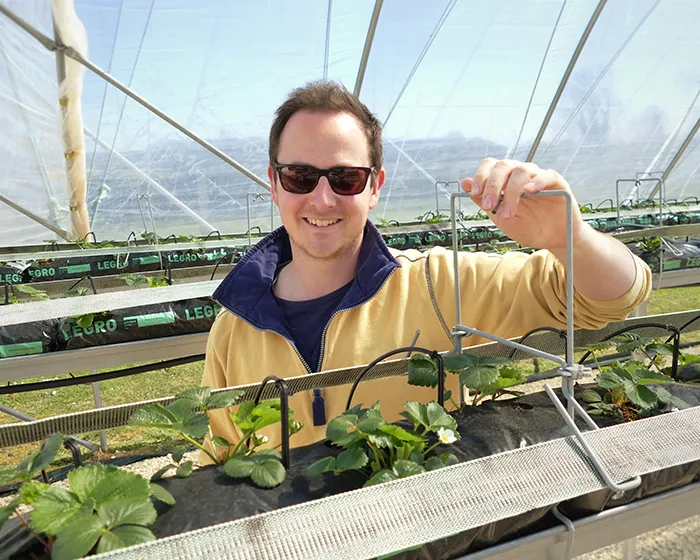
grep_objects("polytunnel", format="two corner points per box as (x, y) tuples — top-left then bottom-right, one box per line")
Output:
(2, 3), (700, 560)
(1, 0), (699, 246)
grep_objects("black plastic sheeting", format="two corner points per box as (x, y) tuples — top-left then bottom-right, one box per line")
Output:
(0, 298), (219, 358)
(145, 383), (700, 560)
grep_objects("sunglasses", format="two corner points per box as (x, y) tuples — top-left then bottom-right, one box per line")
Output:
(273, 163), (374, 196)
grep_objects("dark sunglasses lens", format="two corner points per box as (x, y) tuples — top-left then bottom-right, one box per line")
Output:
(279, 166), (318, 193)
(329, 168), (369, 195)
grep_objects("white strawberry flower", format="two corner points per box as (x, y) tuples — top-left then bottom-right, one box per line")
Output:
(437, 427), (457, 445)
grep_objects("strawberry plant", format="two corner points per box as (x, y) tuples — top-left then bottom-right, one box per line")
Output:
(581, 360), (687, 421)
(307, 401), (459, 487)
(129, 387), (302, 488)
(408, 353), (526, 407)
(0, 434), (175, 560)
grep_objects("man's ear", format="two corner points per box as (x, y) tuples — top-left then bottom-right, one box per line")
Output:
(368, 168), (386, 210)
(268, 165), (279, 206)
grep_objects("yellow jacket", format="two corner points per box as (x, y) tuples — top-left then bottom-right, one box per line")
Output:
(201, 223), (651, 463)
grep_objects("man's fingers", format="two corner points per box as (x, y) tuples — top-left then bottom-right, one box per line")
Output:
(500, 165), (532, 218)
(481, 160), (512, 211)
(461, 177), (474, 193)
(471, 158), (498, 196)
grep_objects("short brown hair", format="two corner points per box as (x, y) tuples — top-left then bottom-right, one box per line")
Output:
(269, 81), (383, 169)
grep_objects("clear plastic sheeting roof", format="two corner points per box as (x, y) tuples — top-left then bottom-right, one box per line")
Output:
(0, 1), (67, 245)
(1, 0), (700, 245)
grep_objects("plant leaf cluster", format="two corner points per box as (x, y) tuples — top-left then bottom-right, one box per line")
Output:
(0, 434), (174, 560)
(307, 401), (459, 487)
(128, 387), (302, 489)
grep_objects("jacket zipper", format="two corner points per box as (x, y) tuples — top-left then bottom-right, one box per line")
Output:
(315, 268), (397, 372)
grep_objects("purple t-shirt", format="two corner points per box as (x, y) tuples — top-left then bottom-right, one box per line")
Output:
(274, 280), (353, 372)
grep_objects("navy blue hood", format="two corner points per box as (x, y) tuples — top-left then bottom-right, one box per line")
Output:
(212, 221), (400, 338)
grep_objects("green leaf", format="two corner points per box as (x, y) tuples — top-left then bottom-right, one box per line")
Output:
(206, 389), (244, 409)
(407, 355), (438, 388)
(249, 402), (283, 432)
(30, 487), (83, 536)
(393, 460), (425, 478)
(425, 402), (458, 432)
(129, 403), (178, 427)
(0, 468), (18, 485)
(254, 449), (282, 460)
(634, 370), (675, 385)
(176, 461), (194, 478)
(424, 457), (443, 471)
(400, 402), (427, 429)
(581, 389), (603, 404)
(460, 365), (499, 390)
(174, 387), (211, 410)
(646, 343), (675, 356)
(172, 445), (187, 463)
(88, 467), (150, 506)
(378, 424), (424, 445)
(150, 465), (174, 481)
(68, 463), (108, 502)
(443, 390), (452, 401)
(0, 497), (20, 531)
(597, 371), (625, 389)
(28, 433), (63, 474)
(250, 458), (286, 488)
(75, 313), (95, 329)
(211, 436), (233, 449)
(139, 401), (209, 437)
(96, 526), (156, 554)
(307, 456), (336, 477)
(613, 333), (656, 354)
(97, 500), (157, 528)
(19, 480), (50, 505)
(149, 483), (176, 506)
(335, 449), (369, 471)
(51, 513), (103, 560)
(327, 414), (360, 447)
(622, 380), (658, 409)
(498, 367), (526, 381)
(653, 387), (689, 410)
(441, 354), (472, 372)
(440, 453), (459, 467)
(357, 415), (385, 433)
(223, 455), (256, 478)
(365, 469), (397, 487)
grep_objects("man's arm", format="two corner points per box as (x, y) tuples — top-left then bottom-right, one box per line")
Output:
(549, 222), (638, 302)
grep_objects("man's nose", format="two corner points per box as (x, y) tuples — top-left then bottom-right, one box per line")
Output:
(308, 176), (336, 208)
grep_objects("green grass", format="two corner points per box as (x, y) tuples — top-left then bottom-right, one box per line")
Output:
(2, 283), (700, 473)
(648, 284), (700, 316)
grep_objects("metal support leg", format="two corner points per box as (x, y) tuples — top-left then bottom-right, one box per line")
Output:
(622, 537), (637, 560)
(91, 375), (108, 451)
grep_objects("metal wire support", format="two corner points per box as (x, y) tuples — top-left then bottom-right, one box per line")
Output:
(346, 346), (446, 411)
(136, 194), (159, 245)
(551, 505), (575, 560)
(252, 376), (291, 470)
(435, 181), (461, 215)
(449, 191), (641, 494)
(544, 383), (642, 493)
(615, 177), (664, 227)
(246, 193), (271, 247)
(450, 191), (575, 364)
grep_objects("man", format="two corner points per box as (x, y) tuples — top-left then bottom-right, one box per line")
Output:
(201, 81), (651, 460)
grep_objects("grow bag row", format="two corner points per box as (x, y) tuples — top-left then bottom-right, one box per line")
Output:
(0, 247), (244, 285)
(147, 383), (700, 560)
(0, 297), (219, 359)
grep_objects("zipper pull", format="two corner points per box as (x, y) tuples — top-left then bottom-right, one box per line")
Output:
(312, 389), (326, 426)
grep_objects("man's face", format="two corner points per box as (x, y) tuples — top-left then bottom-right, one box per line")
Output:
(268, 110), (385, 262)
